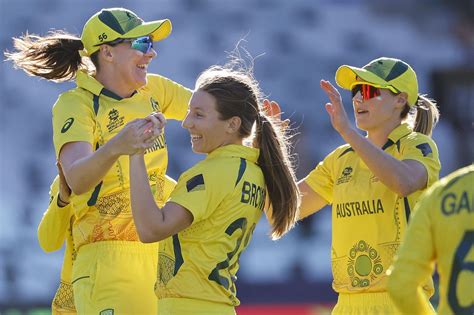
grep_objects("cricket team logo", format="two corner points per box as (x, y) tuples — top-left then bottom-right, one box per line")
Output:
(150, 97), (160, 112)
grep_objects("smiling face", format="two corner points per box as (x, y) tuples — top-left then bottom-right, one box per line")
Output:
(352, 87), (406, 134)
(182, 89), (241, 154)
(96, 39), (157, 97)
(110, 41), (156, 91)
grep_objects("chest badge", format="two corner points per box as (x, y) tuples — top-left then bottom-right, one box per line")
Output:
(107, 108), (125, 132)
(336, 166), (353, 185)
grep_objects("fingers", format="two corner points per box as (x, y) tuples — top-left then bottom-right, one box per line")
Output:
(263, 99), (282, 120)
(144, 112), (166, 138)
(56, 160), (72, 200)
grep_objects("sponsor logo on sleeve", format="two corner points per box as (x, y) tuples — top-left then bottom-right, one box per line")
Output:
(150, 97), (161, 112)
(61, 118), (74, 133)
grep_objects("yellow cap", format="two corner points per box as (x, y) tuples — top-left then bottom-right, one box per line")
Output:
(81, 8), (172, 56)
(335, 57), (419, 106)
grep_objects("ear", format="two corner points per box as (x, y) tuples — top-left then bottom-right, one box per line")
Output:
(395, 92), (408, 109)
(226, 116), (242, 134)
(99, 45), (114, 61)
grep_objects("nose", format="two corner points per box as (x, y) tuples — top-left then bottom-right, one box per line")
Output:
(146, 48), (157, 58)
(352, 92), (363, 104)
(182, 112), (192, 129)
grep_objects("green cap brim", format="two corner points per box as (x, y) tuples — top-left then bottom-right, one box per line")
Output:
(336, 65), (391, 90)
(123, 19), (172, 42)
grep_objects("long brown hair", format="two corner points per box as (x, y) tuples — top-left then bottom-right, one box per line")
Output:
(400, 94), (440, 136)
(4, 30), (94, 82)
(195, 62), (300, 240)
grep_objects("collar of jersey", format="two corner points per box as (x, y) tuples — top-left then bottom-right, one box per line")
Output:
(386, 123), (413, 143)
(76, 70), (135, 101)
(206, 144), (259, 163)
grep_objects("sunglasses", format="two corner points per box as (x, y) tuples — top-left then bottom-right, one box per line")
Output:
(351, 84), (381, 100)
(106, 36), (154, 54)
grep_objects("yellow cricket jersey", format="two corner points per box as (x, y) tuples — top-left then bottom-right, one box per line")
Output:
(157, 145), (265, 308)
(37, 174), (177, 314)
(303, 123), (440, 294)
(38, 176), (76, 312)
(388, 165), (474, 315)
(52, 70), (191, 250)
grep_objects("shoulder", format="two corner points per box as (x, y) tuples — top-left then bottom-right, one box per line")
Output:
(437, 165), (474, 193)
(401, 131), (437, 149)
(325, 143), (354, 161)
(144, 73), (178, 89)
(180, 156), (245, 188)
(53, 88), (95, 113)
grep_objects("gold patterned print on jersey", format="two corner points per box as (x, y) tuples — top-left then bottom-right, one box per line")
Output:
(52, 281), (75, 311)
(91, 189), (139, 242)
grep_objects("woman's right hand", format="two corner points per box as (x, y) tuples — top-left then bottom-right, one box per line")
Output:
(320, 80), (355, 138)
(110, 118), (157, 156)
(262, 99), (290, 130)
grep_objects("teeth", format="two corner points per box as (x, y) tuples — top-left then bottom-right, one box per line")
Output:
(191, 135), (202, 141)
(137, 64), (147, 69)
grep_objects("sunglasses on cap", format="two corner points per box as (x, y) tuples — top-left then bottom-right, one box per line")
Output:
(106, 36), (154, 54)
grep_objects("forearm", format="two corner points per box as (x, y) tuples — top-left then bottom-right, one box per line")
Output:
(387, 262), (434, 314)
(63, 141), (121, 195)
(342, 129), (422, 196)
(129, 154), (164, 242)
(37, 195), (71, 252)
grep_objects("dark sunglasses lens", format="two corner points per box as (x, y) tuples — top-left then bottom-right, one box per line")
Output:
(353, 84), (380, 100)
(351, 85), (362, 98)
(131, 37), (153, 54)
(365, 85), (380, 99)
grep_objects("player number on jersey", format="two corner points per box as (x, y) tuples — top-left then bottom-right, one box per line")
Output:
(448, 230), (473, 314)
(208, 217), (256, 293)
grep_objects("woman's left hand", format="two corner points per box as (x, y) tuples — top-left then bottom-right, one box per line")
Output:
(320, 80), (354, 138)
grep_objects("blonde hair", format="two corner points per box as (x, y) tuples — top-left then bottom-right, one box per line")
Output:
(401, 94), (439, 136)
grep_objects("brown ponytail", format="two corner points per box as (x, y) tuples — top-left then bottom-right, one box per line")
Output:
(254, 113), (300, 239)
(400, 94), (440, 137)
(4, 30), (92, 82)
(196, 63), (300, 240)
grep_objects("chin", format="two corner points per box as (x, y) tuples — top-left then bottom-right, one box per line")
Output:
(191, 145), (205, 154)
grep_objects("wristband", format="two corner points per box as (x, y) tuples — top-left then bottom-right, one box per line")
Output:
(57, 194), (70, 208)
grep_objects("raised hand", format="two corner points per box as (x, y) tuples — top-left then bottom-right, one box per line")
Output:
(320, 80), (354, 137)
(262, 99), (290, 130)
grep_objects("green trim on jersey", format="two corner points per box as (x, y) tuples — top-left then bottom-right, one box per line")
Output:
(388, 165), (474, 314)
(157, 145), (264, 308)
(52, 70), (191, 249)
(303, 123), (440, 294)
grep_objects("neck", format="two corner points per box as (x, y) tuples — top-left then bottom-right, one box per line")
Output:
(366, 120), (402, 147)
(95, 70), (135, 99)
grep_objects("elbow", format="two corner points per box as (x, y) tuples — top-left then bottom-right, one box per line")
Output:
(37, 237), (60, 253)
(136, 226), (163, 243)
(69, 183), (88, 196)
(393, 182), (417, 197)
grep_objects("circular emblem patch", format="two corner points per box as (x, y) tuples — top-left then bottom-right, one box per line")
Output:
(347, 240), (383, 288)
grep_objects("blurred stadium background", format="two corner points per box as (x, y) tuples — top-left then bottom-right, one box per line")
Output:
(0, 0), (472, 313)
